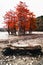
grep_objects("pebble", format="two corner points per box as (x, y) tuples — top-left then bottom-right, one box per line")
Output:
(39, 58), (43, 65)
(36, 63), (41, 65)
(6, 63), (8, 65)
(31, 57), (34, 60)
(30, 62), (32, 65)
(13, 56), (16, 60)
(6, 56), (9, 59)
(26, 63), (30, 65)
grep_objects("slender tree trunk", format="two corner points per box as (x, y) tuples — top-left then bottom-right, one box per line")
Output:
(29, 19), (32, 34)
(29, 30), (32, 34)
(8, 30), (10, 35)
(11, 29), (13, 35)
(15, 29), (16, 34)
(8, 25), (10, 35)
(14, 28), (16, 35)
(24, 26), (25, 35)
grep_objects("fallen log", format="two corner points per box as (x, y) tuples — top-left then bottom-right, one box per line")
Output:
(7, 43), (41, 50)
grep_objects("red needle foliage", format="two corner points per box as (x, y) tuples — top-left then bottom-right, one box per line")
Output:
(16, 1), (36, 31)
(4, 1), (36, 34)
(4, 10), (18, 30)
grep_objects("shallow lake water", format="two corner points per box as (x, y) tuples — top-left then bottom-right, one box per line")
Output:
(0, 32), (8, 40)
(0, 31), (43, 39)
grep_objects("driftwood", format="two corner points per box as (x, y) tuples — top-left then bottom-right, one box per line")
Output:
(7, 43), (41, 50)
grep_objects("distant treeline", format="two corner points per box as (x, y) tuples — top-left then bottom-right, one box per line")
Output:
(0, 28), (7, 32)
(36, 16), (43, 31)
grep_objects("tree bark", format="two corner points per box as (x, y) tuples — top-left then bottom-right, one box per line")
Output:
(24, 26), (25, 35)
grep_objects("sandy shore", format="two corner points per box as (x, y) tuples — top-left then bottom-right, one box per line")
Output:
(0, 34), (43, 49)
(0, 34), (43, 65)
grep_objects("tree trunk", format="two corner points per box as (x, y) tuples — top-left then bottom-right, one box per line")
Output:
(8, 31), (10, 35)
(14, 28), (16, 35)
(29, 31), (32, 34)
(8, 28), (10, 35)
(15, 29), (16, 35)
(24, 26), (25, 35)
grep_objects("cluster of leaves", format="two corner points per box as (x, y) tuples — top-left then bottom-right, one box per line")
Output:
(4, 1), (36, 32)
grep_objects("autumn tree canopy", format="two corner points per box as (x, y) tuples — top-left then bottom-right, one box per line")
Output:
(4, 1), (36, 34)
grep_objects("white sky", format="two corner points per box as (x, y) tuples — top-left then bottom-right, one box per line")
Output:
(0, 0), (43, 28)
